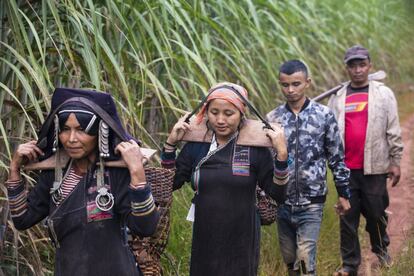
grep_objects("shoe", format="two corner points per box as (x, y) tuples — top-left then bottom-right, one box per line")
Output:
(376, 252), (393, 268)
(333, 267), (357, 276)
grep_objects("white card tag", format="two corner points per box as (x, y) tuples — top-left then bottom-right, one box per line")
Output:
(186, 203), (195, 222)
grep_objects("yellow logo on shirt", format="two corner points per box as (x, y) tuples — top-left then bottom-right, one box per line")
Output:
(345, 102), (367, 112)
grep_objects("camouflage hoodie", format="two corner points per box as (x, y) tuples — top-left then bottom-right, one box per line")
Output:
(267, 99), (350, 205)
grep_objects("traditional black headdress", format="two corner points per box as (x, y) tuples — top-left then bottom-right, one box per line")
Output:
(37, 88), (138, 209)
(37, 88), (136, 161)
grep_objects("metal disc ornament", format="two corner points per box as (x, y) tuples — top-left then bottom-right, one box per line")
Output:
(95, 187), (114, 211)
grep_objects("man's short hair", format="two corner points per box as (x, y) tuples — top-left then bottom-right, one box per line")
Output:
(279, 60), (308, 78)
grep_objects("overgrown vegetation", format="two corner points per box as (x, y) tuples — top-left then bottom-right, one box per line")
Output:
(1, 0), (413, 275)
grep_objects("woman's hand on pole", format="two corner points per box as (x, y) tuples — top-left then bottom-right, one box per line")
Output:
(166, 114), (191, 146)
(115, 140), (147, 188)
(115, 140), (145, 169)
(265, 127), (288, 161)
(8, 140), (44, 182)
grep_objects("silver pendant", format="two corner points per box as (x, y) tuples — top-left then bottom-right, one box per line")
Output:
(95, 187), (114, 211)
(51, 187), (63, 205)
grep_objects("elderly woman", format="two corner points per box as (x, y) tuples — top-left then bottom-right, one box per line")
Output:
(5, 88), (159, 276)
(161, 83), (289, 276)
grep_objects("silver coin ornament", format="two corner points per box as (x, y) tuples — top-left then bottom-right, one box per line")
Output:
(52, 115), (59, 152)
(99, 121), (110, 157)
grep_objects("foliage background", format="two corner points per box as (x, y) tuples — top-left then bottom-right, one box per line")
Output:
(0, 0), (413, 275)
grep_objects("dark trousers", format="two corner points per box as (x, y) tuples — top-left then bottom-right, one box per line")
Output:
(339, 170), (390, 271)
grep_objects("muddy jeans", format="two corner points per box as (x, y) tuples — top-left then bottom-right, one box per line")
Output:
(339, 170), (389, 272)
(277, 203), (324, 275)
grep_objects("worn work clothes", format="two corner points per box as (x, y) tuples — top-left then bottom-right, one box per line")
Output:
(162, 138), (288, 276)
(267, 98), (350, 205)
(7, 167), (159, 276)
(328, 80), (403, 174)
(328, 80), (401, 272)
(277, 203), (324, 275)
(339, 170), (390, 272)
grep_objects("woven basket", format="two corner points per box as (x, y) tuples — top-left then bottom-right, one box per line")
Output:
(130, 167), (174, 276)
(256, 186), (278, 225)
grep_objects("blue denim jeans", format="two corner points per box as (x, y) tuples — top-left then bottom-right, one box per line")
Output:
(277, 203), (324, 275)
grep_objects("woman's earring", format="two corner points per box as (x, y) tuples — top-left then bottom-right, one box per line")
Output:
(51, 114), (63, 203)
(52, 115), (59, 152)
(96, 120), (114, 211)
(99, 120), (110, 157)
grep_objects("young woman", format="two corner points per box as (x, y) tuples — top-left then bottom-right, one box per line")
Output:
(5, 88), (159, 276)
(161, 82), (289, 276)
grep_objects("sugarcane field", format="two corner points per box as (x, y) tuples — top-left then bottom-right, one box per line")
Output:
(1, 1), (414, 275)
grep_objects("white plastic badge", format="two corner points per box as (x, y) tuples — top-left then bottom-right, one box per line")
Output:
(186, 203), (195, 222)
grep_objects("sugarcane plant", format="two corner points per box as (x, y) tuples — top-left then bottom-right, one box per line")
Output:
(0, 0), (413, 275)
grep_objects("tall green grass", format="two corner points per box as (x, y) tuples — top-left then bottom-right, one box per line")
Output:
(1, 0), (413, 275)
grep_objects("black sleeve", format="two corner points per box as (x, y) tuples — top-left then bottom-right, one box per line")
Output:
(254, 147), (287, 204)
(110, 168), (160, 237)
(9, 170), (53, 230)
(173, 143), (196, 191)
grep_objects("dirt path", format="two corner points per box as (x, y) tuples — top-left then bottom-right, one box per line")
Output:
(359, 114), (414, 275)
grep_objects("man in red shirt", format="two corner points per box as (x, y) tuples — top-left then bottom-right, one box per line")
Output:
(328, 45), (403, 276)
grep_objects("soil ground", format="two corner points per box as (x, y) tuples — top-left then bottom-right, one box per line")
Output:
(358, 114), (414, 275)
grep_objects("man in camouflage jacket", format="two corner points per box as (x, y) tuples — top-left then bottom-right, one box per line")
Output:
(267, 60), (351, 276)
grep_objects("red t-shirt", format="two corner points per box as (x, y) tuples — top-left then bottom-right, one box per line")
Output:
(344, 85), (369, 169)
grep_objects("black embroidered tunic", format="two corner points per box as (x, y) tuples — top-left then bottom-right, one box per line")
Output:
(162, 138), (288, 276)
(6, 167), (159, 276)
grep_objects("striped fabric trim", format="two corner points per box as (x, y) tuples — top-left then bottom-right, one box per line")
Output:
(273, 167), (289, 186)
(6, 179), (27, 218)
(55, 167), (83, 206)
(6, 179), (23, 188)
(129, 186), (156, 217)
(131, 204), (156, 217)
(232, 163), (250, 176)
(232, 145), (250, 176)
(160, 159), (176, 169)
(58, 109), (94, 115)
(273, 174), (289, 185)
(131, 195), (156, 216)
(160, 150), (177, 169)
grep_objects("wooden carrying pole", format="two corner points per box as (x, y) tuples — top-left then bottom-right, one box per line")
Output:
(312, 70), (386, 102)
(23, 148), (157, 171)
(181, 117), (282, 148)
